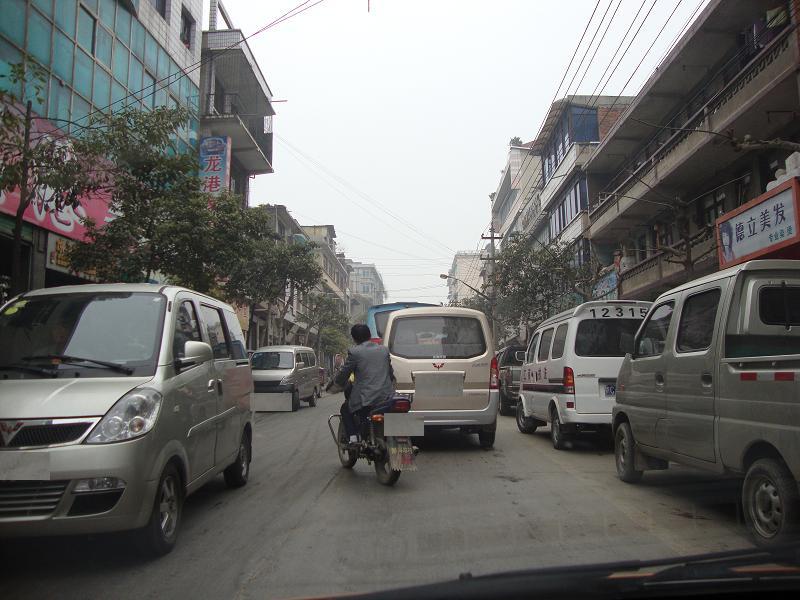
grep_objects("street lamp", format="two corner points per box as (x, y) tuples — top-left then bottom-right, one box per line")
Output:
(440, 274), (497, 344)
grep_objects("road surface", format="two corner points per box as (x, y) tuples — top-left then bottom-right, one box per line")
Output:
(3, 392), (751, 599)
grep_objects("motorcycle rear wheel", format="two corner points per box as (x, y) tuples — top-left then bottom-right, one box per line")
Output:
(337, 420), (357, 468)
(374, 454), (401, 486)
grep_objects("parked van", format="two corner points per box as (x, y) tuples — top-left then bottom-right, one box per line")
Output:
(518, 300), (652, 449)
(250, 345), (320, 411)
(0, 284), (254, 556)
(613, 260), (800, 545)
(384, 306), (498, 448)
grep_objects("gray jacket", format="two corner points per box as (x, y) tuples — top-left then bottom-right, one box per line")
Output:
(334, 341), (395, 411)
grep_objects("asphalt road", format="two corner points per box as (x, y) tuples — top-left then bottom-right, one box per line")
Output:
(3, 392), (753, 599)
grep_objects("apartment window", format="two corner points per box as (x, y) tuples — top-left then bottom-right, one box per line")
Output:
(151, 0), (167, 19)
(77, 6), (96, 53)
(180, 7), (195, 50)
(571, 106), (599, 142)
(701, 190), (726, 226)
(735, 172), (753, 207)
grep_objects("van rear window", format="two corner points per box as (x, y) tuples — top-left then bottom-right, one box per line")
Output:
(374, 312), (391, 338)
(389, 316), (486, 359)
(575, 319), (642, 357)
(760, 286), (800, 326)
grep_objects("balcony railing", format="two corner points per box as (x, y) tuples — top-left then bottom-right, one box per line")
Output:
(204, 92), (273, 163)
(591, 24), (793, 222)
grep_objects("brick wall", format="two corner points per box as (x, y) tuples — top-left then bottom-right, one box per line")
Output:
(597, 105), (628, 141)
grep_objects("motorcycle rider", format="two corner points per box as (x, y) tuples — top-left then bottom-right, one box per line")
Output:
(327, 324), (395, 445)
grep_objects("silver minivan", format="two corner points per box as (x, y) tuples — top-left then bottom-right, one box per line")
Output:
(0, 284), (254, 556)
(613, 260), (800, 545)
(251, 345), (321, 412)
(384, 306), (499, 448)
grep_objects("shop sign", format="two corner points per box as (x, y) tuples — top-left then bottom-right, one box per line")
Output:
(199, 136), (231, 193)
(46, 233), (97, 280)
(716, 178), (800, 268)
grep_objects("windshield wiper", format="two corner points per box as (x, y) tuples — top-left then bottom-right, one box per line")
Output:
(0, 363), (58, 377)
(22, 354), (135, 375)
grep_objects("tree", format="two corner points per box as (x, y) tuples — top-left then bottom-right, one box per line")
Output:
(301, 293), (349, 357)
(509, 136), (524, 146)
(495, 234), (593, 335)
(0, 62), (106, 294)
(67, 105), (211, 284)
(225, 241), (322, 348)
(319, 326), (350, 357)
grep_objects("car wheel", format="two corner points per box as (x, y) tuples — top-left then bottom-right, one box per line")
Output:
(516, 400), (538, 434)
(224, 430), (251, 488)
(291, 390), (300, 412)
(309, 389), (318, 407)
(550, 407), (568, 450)
(135, 462), (183, 557)
(743, 458), (800, 545)
(478, 424), (496, 449)
(614, 421), (643, 483)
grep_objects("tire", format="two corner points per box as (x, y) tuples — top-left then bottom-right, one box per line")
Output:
(291, 390), (300, 412)
(550, 407), (568, 450)
(742, 458), (800, 545)
(337, 419), (357, 469)
(498, 390), (512, 416)
(516, 400), (538, 434)
(135, 462), (183, 557)
(614, 421), (643, 483)
(374, 453), (401, 486)
(308, 389), (318, 407)
(478, 424), (496, 449)
(224, 430), (251, 488)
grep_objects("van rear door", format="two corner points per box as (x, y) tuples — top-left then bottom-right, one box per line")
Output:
(388, 314), (490, 411)
(572, 304), (649, 414)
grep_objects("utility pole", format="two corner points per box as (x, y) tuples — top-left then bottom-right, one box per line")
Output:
(481, 224), (502, 346)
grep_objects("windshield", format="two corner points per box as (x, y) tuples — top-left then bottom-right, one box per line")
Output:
(250, 351), (294, 370)
(574, 319), (642, 357)
(389, 316), (486, 358)
(0, 292), (165, 378)
(3, 1), (798, 597)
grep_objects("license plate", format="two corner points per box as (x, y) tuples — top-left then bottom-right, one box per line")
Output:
(604, 384), (616, 398)
(383, 413), (425, 437)
(0, 452), (50, 480)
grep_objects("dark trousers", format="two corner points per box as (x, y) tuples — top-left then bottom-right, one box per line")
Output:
(341, 403), (368, 438)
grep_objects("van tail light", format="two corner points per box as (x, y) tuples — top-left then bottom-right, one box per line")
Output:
(390, 399), (411, 413)
(370, 337), (383, 345)
(490, 356), (499, 389)
(563, 367), (575, 394)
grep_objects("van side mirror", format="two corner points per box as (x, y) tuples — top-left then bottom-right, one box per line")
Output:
(176, 340), (213, 372)
(620, 333), (635, 356)
(296, 361), (305, 368)
(514, 351), (526, 363)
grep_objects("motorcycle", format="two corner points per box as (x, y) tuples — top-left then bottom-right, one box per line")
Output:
(327, 387), (420, 486)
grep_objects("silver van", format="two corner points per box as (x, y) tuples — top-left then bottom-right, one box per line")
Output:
(0, 284), (254, 556)
(251, 345), (321, 412)
(384, 306), (498, 448)
(613, 260), (800, 545)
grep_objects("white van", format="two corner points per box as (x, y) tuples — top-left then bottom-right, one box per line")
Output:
(517, 300), (651, 449)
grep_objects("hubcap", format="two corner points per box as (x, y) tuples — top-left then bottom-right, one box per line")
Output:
(551, 414), (560, 443)
(239, 442), (249, 478)
(159, 476), (178, 538)
(750, 477), (783, 538)
(616, 431), (627, 472)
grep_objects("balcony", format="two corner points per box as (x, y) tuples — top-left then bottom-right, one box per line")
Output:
(540, 143), (595, 212)
(618, 235), (716, 299)
(589, 22), (797, 241)
(201, 30), (275, 174)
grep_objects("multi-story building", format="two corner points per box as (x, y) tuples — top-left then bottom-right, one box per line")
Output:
(346, 261), (386, 319)
(491, 141), (541, 249)
(198, 0), (273, 206)
(586, 0), (798, 300)
(0, 0), (203, 290)
(529, 95), (633, 262)
(302, 225), (351, 317)
(447, 251), (482, 304)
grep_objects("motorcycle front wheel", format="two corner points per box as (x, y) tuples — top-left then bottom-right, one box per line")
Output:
(337, 419), (357, 468)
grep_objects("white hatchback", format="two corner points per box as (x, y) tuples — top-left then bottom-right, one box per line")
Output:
(517, 300), (651, 449)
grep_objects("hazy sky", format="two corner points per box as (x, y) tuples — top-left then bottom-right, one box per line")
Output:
(209, 0), (709, 304)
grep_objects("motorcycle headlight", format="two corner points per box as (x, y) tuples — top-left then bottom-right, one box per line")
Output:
(86, 388), (162, 444)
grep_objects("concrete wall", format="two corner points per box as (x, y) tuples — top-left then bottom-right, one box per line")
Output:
(138, 0), (203, 84)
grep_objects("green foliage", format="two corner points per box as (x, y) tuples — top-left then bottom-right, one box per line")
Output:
(495, 234), (595, 332)
(302, 293), (349, 347)
(320, 326), (350, 356)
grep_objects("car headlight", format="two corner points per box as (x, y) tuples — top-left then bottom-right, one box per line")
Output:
(280, 376), (293, 387)
(86, 388), (162, 444)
